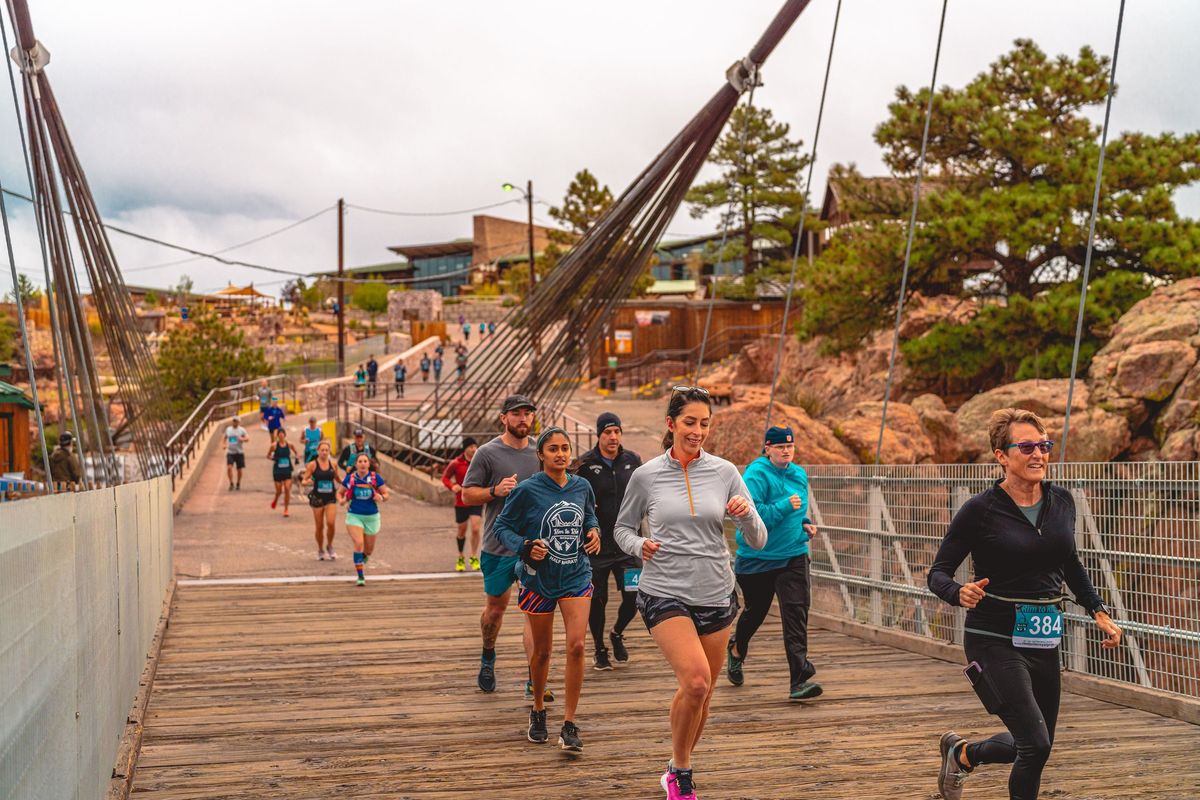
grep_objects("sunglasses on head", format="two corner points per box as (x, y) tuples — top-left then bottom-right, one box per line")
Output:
(1004, 439), (1055, 455)
(671, 385), (710, 397)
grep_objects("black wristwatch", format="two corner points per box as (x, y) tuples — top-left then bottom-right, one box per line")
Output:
(1088, 603), (1109, 619)
(489, 485), (497, 499)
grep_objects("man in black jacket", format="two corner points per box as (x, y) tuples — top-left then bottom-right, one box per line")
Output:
(575, 411), (642, 670)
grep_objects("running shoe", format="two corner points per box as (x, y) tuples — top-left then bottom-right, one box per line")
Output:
(558, 721), (583, 751)
(327, 547), (337, 560)
(526, 709), (548, 744)
(789, 682), (823, 701)
(363, 554), (370, 565)
(524, 681), (555, 702)
(726, 641), (744, 686)
(235, 483), (241, 490)
(593, 648), (614, 671)
(270, 498), (278, 510)
(478, 660), (496, 693)
(318, 551), (326, 561)
(469, 555), (481, 571)
(937, 731), (970, 800)
(283, 511), (289, 517)
(661, 767), (697, 799)
(610, 631), (629, 663)
(355, 577), (365, 587)
(228, 482), (234, 491)
(456, 556), (466, 572)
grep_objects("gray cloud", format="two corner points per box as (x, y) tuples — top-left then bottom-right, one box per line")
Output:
(2, 0), (1197, 297)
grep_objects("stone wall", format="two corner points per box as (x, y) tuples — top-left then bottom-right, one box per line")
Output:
(388, 290), (443, 327)
(440, 298), (512, 325)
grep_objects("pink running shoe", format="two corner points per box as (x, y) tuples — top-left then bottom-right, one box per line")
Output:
(661, 767), (697, 799)
(327, 547), (337, 560)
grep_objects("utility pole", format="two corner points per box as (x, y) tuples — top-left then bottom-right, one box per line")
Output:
(336, 197), (345, 375)
(526, 179), (536, 294)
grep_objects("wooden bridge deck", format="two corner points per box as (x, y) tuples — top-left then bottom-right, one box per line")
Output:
(131, 577), (1199, 799)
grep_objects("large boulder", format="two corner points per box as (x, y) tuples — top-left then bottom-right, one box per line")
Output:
(707, 400), (857, 467)
(829, 401), (935, 465)
(953, 379), (1130, 462)
(911, 393), (963, 463)
(1089, 277), (1200, 430)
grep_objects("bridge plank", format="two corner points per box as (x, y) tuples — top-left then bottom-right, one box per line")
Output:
(130, 579), (1200, 799)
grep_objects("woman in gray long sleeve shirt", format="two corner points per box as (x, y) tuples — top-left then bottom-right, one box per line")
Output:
(612, 387), (766, 800)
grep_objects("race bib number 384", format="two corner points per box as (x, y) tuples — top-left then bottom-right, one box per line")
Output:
(1012, 604), (1063, 649)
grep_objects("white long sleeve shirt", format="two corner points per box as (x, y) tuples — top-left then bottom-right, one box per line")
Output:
(614, 448), (767, 606)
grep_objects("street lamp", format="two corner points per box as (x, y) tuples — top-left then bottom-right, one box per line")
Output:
(501, 180), (537, 294)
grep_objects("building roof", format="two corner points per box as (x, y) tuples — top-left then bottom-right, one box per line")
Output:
(0, 380), (36, 409)
(388, 239), (474, 260)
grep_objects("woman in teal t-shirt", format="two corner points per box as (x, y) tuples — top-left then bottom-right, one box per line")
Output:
(339, 453), (390, 586)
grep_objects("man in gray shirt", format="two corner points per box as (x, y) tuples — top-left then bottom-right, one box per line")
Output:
(461, 394), (541, 696)
(223, 416), (249, 490)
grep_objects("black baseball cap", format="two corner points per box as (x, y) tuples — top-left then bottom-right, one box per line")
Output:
(501, 394), (537, 413)
(353, 428), (365, 436)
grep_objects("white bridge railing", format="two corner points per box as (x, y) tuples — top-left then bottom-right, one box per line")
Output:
(806, 462), (1200, 700)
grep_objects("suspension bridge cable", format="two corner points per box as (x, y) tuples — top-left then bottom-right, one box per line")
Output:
(873, 0), (948, 465)
(124, 204), (337, 273)
(0, 180), (53, 491)
(763, 0), (843, 437)
(694, 84), (759, 380)
(346, 198), (523, 217)
(1060, 0), (1126, 463)
(1, 6), (88, 488)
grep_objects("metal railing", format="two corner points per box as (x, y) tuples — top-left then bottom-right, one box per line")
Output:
(337, 398), (596, 476)
(165, 375), (299, 481)
(805, 462), (1200, 699)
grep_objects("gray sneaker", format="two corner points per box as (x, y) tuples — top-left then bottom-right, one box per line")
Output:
(938, 731), (970, 800)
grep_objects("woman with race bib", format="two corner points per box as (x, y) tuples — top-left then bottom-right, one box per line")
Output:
(340, 453), (390, 586)
(267, 428), (298, 517)
(301, 439), (340, 561)
(928, 408), (1121, 800)
(493, 427), (601, 752)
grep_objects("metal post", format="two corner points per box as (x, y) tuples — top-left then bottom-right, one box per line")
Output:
(868, 484), (884, 626)
(526, 179), (536, 294)
(336, 197), (345, 376)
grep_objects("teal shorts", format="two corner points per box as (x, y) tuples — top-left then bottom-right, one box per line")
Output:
(345, 511), (381, 535)
(480, 551), (520, 597)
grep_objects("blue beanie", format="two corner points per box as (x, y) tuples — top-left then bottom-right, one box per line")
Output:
(764, 425), (795, 446)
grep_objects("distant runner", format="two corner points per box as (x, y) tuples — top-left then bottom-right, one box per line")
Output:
(267, 428), (298, 517)
(301, 440), (340, 561)
(441, 437), (482, 572)
(340, 453), (390, 586)
(224, 415), (249, 490)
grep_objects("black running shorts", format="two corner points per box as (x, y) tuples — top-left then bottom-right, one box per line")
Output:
(637, 590), (739, 636)
(226, 452), (245, 469)
(454, 505), (482, 524)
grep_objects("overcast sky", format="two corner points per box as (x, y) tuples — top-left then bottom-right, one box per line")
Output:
(2, 0), (1198, 298)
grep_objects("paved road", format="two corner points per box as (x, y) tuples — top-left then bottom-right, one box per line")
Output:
(173, 420), (468, 580)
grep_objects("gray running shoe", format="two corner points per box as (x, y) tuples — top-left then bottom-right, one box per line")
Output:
(938, 731), (970, 800)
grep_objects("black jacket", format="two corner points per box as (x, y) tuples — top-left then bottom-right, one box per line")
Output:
(575, 445), (642, 558)
(928, 481), (1105, 638)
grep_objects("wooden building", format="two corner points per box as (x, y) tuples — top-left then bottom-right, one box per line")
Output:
(587, 298), (795, 375)
(0, 379), (34, 476)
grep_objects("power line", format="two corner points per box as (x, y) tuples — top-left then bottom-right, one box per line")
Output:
(124, 204), (336, 273)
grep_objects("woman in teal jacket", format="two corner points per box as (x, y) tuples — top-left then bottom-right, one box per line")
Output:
(727, 425), (822, 701)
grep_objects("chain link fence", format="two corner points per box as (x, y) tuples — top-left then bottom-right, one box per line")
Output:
(806, 462), (1200, 699)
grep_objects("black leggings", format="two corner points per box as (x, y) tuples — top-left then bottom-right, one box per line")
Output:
(734, 555), (815, 690)
(589, 561), (638, 651)
(963, 633), (1061, 800)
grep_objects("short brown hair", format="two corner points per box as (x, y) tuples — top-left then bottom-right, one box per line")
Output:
(988, 408), (1048, 454)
